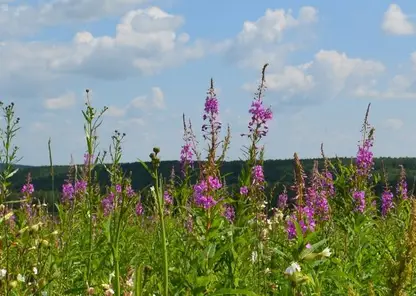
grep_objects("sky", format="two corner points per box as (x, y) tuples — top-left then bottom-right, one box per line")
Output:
(0, 0), (416, 166)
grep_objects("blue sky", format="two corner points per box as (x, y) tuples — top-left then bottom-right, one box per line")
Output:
(0, 0), (416, 165)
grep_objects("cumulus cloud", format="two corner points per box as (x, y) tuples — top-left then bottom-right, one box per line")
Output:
(44, 92), (76, 109)
(0, 7), (206, 98)
(223, 6), (318, 68)
(244, 50), (386, 104)
(0, 0), (152, 37)
(106, 87), (165, 118)
(382, 4), (415, 35)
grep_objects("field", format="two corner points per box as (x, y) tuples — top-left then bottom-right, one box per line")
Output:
(1, 65), (416, 295)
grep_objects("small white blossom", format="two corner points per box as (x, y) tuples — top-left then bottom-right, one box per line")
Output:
(105, 288), (115, 296)
(33, 267), (38, 275)
(251, 251), (258, 263)
(285, 262), (301, 275)
(126, 278), (133, 287)
(0, 269), (6, 279)
(17, 274), (25, 282)
(150, 186), (155, 192)
(321, 247), (332, 258)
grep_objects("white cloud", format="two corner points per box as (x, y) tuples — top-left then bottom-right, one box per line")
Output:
(44, 92), (76, 109)
(0, 0), (151, 37)
(411, 52), (416, 68)
(383, 118), (404, 130)
(0, 7), (206, 98)
(244, 50), (385, 104)
(382, 4), (414, 35)
(224, 6), (318, 68)
(130, 87), (165, 110)
(106, 106), (127, 117)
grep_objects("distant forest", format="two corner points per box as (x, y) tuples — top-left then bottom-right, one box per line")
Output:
(4, 157), (416, 209)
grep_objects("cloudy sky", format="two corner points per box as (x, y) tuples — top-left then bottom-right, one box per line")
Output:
(0, 0), (415, 165)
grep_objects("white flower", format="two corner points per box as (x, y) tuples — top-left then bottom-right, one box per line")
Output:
(105, 288), (115, 296)
(321, 247), (332, 258)
(150, 186), (155, 192)
(251, 251), (258, 263)
(0, 269), (6, 279)
(17, 274), (25, 282)
(285, 262), (301, 275)
(126, 278), (133, 287)
(33, 267), (38, 275)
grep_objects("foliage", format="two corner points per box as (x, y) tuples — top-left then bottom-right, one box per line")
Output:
(1, 66), (416, 295)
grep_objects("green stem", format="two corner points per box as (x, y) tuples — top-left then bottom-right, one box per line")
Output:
(155, 174), (169, 296)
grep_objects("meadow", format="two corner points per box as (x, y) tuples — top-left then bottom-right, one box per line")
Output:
(1, 64), (415, 295)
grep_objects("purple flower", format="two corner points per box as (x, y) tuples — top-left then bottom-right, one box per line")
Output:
(356, 139), (374, 177)
(61, 183), (75, 203)
(247, 98), (273, 139)
(381, 190), (394, 216)
(397, 165), (408, 200)
(240, 186), (248, 195)
(135, 202), (143, 216)
(84, 153), (94, 166)
(74, 180), (87, 195)
(126, 185), (135, 198)
(277, 192), (288, 210)
(21, 184), (34, 195)
(115, 184), (122, 194)
(252, 165), (265, 185)
(193, 179), (218, 209)
(223, 205), (235, 223)
(208, 176), (222, 190)
(164, 191), (173, 205)
(353, 190), (366, 213)
(204, 96), (219, 118)
(180, 143), (193, 175)
(102, 192), (115, 216)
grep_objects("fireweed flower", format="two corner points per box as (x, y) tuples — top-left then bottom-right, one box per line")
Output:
(21, 183), (34, 195)
(397, 165), (408, 200)
(240, 186), (248, 195)
(61, 182), (75, 203)
(84, 153), (94, 166)
(352, 190), (366, 213)
(135, 202), (143, 216)
(247, 98), (273, 139)
(74, 180), (87, 195)
(102, 192), (115, 216)
(356, 139), (374, 177)
(193, 179), (218, 209)
(115, 184), (122, 194)
(163, 191), (173, 205)
(381, 190), (394, 216)
(277, 192), (288, 210)
(252, 165), (265, 185)
(180, 142), (193, 175)
(126, 185), (135, 198)
(223, 205), (235, 223)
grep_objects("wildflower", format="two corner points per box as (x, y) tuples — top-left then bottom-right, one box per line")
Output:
(61, 182), (75, 203)
(277, 192), (288, 210)
(208, 176), (222, 190)
(21, 183), (34, 195)
(203, 95), (219, 119)
(17, 274), (25, 282)
(84, 153), (94, 166)
(247, 98), (273, 139)
(102, 193), (115, 216)
(353, 190), (366, 213)
(193, 179), (218, 209)
(33, 267), (38, 275)
(320, 247), (331, 258)
(240, 186), (248, 195)
(0, 269), (6, 279)
(74, 180), (87, 195)
(356, 139), (374, 177)
(126, 185), (135, 198)
(135, 202), (143, 216)
(105, 288), (115, 296)
(251, 251), (258, 263)
(163, 191), (173, 205)
(223, 205), (235, 223)
(284, 262), (301, 276)
(115, 184), (122, 193)
(397, 165), (408, 200)
(381, 190), (394, 216)
(252, 165), (265, 185)
(305, 243), (312, 249)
